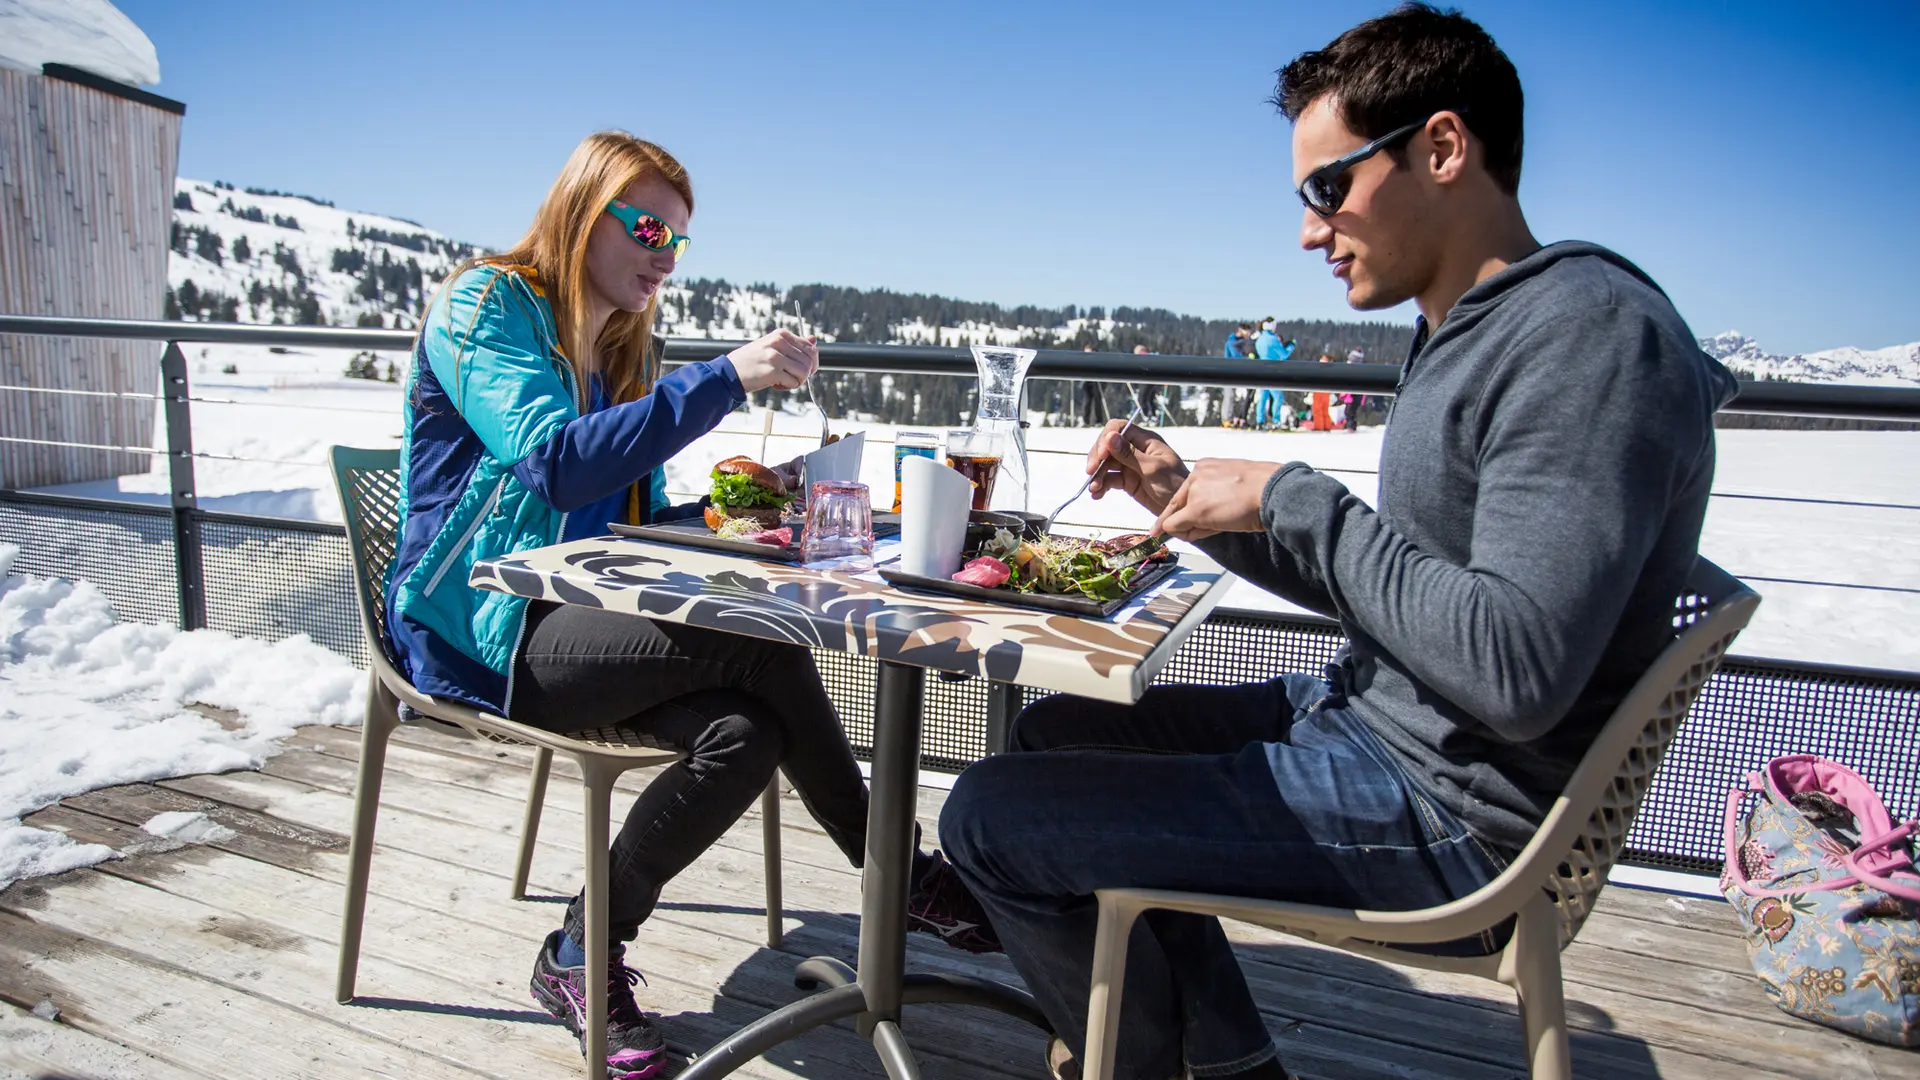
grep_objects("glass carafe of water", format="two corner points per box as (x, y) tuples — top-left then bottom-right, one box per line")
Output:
(968, 346), (1035, 511)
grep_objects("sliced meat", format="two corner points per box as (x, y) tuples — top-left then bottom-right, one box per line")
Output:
(708, 505), (785, 532)
(951, 556), (1011, 588)
(743, 526), (793, 547)
(1091, 533), (1152, 555)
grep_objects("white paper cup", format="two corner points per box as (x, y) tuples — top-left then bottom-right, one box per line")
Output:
(899, 455), (971, 578)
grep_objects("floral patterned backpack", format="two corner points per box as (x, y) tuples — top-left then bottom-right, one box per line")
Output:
(1721, 754), (1920, 1046)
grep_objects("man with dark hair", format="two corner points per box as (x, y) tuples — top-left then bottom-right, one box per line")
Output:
(941, 5), (1735, 1079)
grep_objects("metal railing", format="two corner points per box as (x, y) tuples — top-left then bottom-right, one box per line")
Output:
(5, 313), (1920, 418)
(6, 313), (1918, 622)
(3, 314), (1917, 878)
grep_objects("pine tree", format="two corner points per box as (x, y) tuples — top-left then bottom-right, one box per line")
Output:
(232, 236), (251, 264)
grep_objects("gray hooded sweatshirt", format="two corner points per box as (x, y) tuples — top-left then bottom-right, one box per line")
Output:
(1200, 241), (1739, 853)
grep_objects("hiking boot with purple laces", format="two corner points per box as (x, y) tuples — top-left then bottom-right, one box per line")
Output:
(907, 849), (1003, 954)
(530, 929), (669, 1079)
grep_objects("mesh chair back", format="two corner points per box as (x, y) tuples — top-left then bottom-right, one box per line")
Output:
(1541, 558), (1758, 946)
(329, 447), (404, 668)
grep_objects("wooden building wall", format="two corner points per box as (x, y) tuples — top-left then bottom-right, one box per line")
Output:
(0, 65), (182, 489)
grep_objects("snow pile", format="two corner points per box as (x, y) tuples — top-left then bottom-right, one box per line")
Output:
(0, 826), (114, 891)
(140, 811), (236, 845)
(0, 0), (159, 86)
(0, 543), (359, 887)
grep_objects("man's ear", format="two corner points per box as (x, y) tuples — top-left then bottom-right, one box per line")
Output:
(1425, 110), (1472, 187)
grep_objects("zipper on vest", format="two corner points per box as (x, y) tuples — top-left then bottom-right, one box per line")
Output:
(501, 597), (532, 718)
(502, 505), (565, 717)
(423, 476), (505, 597)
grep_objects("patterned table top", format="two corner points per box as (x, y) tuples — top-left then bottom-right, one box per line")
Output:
(470, 537), (1234, 704)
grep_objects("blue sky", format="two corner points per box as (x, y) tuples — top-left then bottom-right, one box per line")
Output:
(120, 0), (1919, 353)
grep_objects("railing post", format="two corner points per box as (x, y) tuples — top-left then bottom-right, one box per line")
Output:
(159, 341), (205, 630)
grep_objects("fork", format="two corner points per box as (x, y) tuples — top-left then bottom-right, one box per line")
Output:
(792, 300), (831, 448)
(1048, 406), (1144, 527)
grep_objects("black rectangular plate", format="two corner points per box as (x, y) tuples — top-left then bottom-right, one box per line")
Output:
(877, 553), (1179, 618)
(607, 514), (900, 563)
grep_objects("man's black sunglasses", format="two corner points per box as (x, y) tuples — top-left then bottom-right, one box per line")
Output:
(1296, 119), (1426, 217)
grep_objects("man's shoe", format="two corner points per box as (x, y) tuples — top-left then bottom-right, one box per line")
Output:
(906, 850), (1003, 954)
(529, 929), (670, 1079)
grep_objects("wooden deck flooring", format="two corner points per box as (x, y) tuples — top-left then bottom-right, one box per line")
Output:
(3, 720), (1915, 1080)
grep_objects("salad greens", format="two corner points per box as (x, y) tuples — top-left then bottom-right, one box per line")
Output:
(977, 529), (1167, 601)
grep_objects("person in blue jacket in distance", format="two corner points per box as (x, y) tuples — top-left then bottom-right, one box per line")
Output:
(1251, 319), (1296, 428)
(383, 131), (978, 1079)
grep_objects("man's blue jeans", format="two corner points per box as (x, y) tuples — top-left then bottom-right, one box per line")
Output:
(940, 674), (1513, 1079)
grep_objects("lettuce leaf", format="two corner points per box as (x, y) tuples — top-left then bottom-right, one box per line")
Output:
(1075, 571), (1126, 601)
(710, 469), (792, 510)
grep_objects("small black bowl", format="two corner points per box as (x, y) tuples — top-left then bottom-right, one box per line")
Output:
(964, 509), (1050, 558)
(1000, 510), (1051, 540)
(965, 510), (1019, 554)
(968, 509), (1047, 539)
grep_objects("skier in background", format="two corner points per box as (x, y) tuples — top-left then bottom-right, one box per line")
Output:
(1310, 352), (1335, 430)
(1077, 345), (1108, 427)
(1345, 348), (1368, 432)
(1252, 320), (1295, 429)
(1222, 323), (1254, 427)
(1131, 344), (1167, 424)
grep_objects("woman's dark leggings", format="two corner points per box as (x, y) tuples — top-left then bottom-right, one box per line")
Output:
(509, 601), (872, 946)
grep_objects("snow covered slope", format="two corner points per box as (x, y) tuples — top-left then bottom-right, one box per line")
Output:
(163, 176), (1185, 353)
(167, 179), (478, 329)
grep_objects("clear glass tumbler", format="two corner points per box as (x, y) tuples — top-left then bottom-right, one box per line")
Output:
(801, 481), (875, 572)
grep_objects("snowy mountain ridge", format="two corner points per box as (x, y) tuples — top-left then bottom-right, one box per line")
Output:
(1699, 331), (1920, 388)
(164, 176), (1919, 386)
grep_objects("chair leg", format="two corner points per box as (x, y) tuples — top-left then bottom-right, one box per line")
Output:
(762, 775), (784, 949)
(511, 747), (553, 900)
(1083, 892), (1142, 1080)
(1504, 892), (1572, 1080)
(336, 672), (400, 1004)
(580, 758), (617, 1080)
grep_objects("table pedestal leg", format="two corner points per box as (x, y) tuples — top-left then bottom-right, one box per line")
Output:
(854, 659), (922, 1039)
(679, 660), (1048, 1079)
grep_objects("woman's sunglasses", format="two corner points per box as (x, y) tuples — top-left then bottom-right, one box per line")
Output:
(605, 200), (691, 258)
(1296, 119), (1426, 217)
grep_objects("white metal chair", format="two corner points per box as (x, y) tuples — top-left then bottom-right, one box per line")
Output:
(1083, 559), (1760, 1080)
(330, 446), (784, 1080)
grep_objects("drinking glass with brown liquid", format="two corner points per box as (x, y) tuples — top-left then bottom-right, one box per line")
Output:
(945, 428), (1004, 512)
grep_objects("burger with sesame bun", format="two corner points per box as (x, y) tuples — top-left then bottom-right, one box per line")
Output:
(704, 456), (794, 536)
